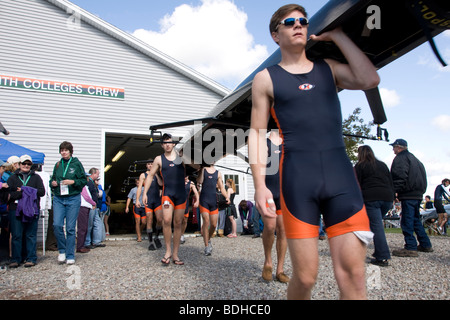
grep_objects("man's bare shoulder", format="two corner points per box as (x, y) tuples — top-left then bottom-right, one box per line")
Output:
(253, 68), (271, 84)
(252, 68), (273, 96)
(153, 155), (162, 165)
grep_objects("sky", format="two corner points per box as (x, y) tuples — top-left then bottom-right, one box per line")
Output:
(70, 0), (450, 198)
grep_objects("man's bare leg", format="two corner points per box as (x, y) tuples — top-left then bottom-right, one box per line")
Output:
(208, 214), (219, 239)
(286, 238), (319, 300)
(262, 216), (276, 279)
(172, 209), (185, 263)
(201, 212), (210, 247)
(329, 232), (367, 300)
(275, 215), (288, 276)
(162, 207), (173, 259)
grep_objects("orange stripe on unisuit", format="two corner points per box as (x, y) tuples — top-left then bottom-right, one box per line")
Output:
(325, 205), (371, 239)
(280, 194), (320, 239)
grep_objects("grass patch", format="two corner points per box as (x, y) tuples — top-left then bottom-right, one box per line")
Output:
(384, 228), (403, 234)
(384, 227), (449, 236)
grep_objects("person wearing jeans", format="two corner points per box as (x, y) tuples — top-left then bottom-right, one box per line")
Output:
(84, 207), (104, 248)
(50, 141), (87, 265)
(364, 201), (392, 263)
(400, 199), (432, 251)
(7, 155), (45, 268)
(84, 168), (105, 248)
(390, 139), (432, 256)
(355, 145), (395, 266)
(52, 194), (81, 262)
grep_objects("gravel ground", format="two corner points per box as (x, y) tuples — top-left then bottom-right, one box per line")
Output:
(0, 233), (448, 300)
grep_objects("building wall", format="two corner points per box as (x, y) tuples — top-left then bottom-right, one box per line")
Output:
(0, 0), (233, 239)
(0, 0), (225, 173)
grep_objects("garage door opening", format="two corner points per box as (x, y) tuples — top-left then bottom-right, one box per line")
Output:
(104, 132), (164, 234)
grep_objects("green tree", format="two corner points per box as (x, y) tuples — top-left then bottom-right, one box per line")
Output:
(342, 107), (373, 163)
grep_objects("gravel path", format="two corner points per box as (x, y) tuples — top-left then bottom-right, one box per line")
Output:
(0, 233), (448, 300)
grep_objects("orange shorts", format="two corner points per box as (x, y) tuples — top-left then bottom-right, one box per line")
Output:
(162, 195), (186, 211)
(133, 205), (146, 219)
(199, 205), (218, 216)
(145, 205), (162, 214)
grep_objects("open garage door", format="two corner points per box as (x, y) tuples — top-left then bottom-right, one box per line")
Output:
(104, 132), (170, 234)
(104, 132), (164, 200)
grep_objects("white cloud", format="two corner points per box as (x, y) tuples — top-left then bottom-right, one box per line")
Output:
(432, 114), (450, 132)
(379, 87), (400, 108)
(132, 0), (269, 89)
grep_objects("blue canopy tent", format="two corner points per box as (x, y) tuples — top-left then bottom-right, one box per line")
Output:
(0, 138), (45, 164)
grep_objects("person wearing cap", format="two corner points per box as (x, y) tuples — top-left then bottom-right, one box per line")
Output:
(6, 155), (45, 268)
(2, 156), (20, 183)
(7, 155), (20, 168)
(390, 139), (433, 257)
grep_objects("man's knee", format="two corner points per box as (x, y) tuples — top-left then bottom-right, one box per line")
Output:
(263, 218), (276, 234)
(291, 272), (317, 291)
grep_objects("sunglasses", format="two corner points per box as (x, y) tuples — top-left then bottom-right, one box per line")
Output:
(21, 162), (32, 166)
(277, 17), (309, 30)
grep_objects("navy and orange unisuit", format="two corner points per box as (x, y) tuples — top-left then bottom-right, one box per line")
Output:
(199, 168), (219, 215)
(267, 59), (370, 239)
(144, 173), (162, 214)
(160, 154), (186, 210)
(265, 138), (282, 215)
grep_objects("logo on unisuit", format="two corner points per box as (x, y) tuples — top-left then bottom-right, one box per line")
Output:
(299, 83), (315, 91)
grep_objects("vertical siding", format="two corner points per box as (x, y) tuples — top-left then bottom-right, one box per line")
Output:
(0, 0), (224, 173)
(217, 145), (254, 201)
(0, 0), (227, 242)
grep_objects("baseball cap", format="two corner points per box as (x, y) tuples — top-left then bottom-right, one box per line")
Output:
(19, 154), (33, 163)
(7, 156), (20, 164)
(389, 139), (408, 147)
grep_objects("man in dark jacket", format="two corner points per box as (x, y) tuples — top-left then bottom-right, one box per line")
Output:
(390, 139), (432, 257)
(7, 155), (45, 267)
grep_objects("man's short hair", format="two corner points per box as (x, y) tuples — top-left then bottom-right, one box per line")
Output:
(89, 167), (99, 175)
(269, 4), (308, 34)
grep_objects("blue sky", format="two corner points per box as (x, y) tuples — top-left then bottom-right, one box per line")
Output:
(70, 0), (450, 197)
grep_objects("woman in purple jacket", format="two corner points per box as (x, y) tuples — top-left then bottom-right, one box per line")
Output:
(7, 155), (45, 268)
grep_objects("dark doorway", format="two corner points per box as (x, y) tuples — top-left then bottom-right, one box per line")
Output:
(104, 132), (163, 234)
